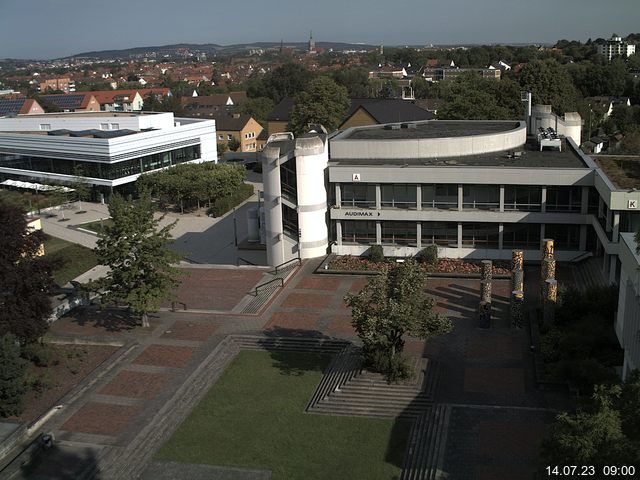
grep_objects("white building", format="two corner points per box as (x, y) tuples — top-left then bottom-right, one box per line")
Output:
(615, 233), (640, 380)
(597, 34), (636, 61)
(0, 111), (217, 198)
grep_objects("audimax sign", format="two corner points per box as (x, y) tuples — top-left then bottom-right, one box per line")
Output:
(344, 211), (381, 217)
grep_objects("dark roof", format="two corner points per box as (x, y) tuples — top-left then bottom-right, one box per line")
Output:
(267, 97), (436, 126)
(41, 94), (87, 110)
(344, 120), (518, 140)
(342, 99), (436, 127)
(48, 129), (137, 139)
(267, 97), (295, 121)
(213, 114), (253, 131)
(0, 98), (28, 117)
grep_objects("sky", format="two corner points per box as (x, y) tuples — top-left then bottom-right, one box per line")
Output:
(1, 0), (639, 59)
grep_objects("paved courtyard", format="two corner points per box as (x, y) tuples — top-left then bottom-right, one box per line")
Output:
(9, 258), (567, 479)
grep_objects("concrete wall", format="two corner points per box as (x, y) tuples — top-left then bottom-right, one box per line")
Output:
(616, 233), (640, 379)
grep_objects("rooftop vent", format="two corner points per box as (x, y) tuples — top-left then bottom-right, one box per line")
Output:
(384, 124), (401, 130)
(400, 123), (417, 129)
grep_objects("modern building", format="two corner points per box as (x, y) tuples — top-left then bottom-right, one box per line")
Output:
(39, 77), (75, 94)
(0, 111), (217, 199)
(615, 233), (640, 379)
(597, 34), (636, 61)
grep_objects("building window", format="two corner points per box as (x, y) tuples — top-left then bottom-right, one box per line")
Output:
(381, 184), (417, 209)
(504, 186), (542, 212)
(110, 123), (119, 130)
(422, 222), (457, 247)
(227, 134), (233, 141)
(461, 223), (499, 248)
(341, 184), (376, 208)
(282, 204), (298, 240)
(342, 221), (376, 244)
(422, 184), (458, 210)
(280, 158), (297, 201)
(100, 123), (109, 130)
(381, 221), (416, 245)
(218, 134), (223, 140)
(546, 186), (582, 212)
(39, 124), (51, 131)
(544, 224), (580, 250)
(502, 223), (540, 249)
(463, 185), (500, 210)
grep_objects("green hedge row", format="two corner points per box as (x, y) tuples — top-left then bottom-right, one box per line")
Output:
(207, 183), (255, 217)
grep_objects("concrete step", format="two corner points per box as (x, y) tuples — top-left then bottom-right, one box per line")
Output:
(310, 402), (426, 418)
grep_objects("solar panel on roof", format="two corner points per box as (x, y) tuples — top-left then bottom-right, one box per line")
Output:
(0, 99), (25, 116)
(42, 94), (84, 109)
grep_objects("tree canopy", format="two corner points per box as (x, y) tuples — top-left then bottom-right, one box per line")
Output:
(92, 194), (182, 327)
(288, 76), (350, 135)
(344, 259), (452, 380)
(0, 200), (54, 344)
(518, 59), (579, 113)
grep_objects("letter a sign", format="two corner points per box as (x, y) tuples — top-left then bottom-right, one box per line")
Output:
(352, 173), (361, 182)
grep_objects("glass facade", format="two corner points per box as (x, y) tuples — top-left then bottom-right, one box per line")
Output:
(504, 185), (542, 212)
(381, 221), (416, 245)
(462, 223), (499, 248)
(422, 184), (458, 209)
(0, 145), (200, 181)
(546, 186), (582, 212)
(341, 184), (376, 208)
(381, 184), (417, 209)
(342, 220), (376, 244)
(545, 224), (580, 250)
(502, 223), (541, 249)
(463, 185), (500, 210)
(282, 204), (298, 240)
(279, 159), (297, 202)
(422, 222), (458, 246)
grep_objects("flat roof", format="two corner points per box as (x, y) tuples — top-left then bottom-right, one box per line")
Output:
(343, 120), (521, 140)
(330, 138), (588, 169)
(593, 156), (640, 189)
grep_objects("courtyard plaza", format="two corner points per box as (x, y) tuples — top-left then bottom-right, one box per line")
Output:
(2, 254), (580, 480)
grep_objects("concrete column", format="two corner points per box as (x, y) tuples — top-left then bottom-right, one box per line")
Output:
(612, 212), (620, 240)
(376, 221), (381, 244)
(606, 207), (612, 232)
(609, 255), (617, 285)
(375, 184), (381, 210)
(336, 221), (342, 246)
(581, 186), (589, 214)
(458, 184), (463, 211)
(541, 186), (547, 213)
(416, 184), (422, 211)
(335, 183), (341, 207)
(579, 225), (587, 251)
(416, 222), (422, 248)
(598, 196), (603, 218)
(499, 185), (505, 212)
(457, 222), (463, 250)
(498, 223), (504, 250)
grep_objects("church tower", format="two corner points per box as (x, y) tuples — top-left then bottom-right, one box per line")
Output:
(308, 31), (316, 54)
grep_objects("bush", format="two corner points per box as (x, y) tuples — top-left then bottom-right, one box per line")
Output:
(417, 245), (438, 265)
(369, 244), (384, 263)
(25, 372), (56, 397)
(365, 350), (412, 383)
(206, 183), (255, 217)
(22, 343), (57, 367)
(0, 334), (27, 417)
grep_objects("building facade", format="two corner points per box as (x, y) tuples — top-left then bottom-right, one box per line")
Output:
(0, 112), (217, 198)
(597, 34), (636, 61)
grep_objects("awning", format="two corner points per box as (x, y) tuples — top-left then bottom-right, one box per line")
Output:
(0, 179), (75, 192)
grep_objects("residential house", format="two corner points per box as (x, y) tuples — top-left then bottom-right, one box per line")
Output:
(214, 113), (263, 153)
(181, 92), (248, 118)
(39, 77), (74, 93)
(0, 98), (45, 117)
(40, 93), (101, 112)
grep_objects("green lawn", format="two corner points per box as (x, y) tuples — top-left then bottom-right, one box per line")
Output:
(77, 218), (112, 234)
(156, 350), (410, 480)
(43, 235), (98, 286)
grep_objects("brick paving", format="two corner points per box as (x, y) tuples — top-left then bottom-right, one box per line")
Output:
(99, 371), (171, 399)
(27, 260), (569, 479)
(132, 345), (197, 369)
(61, 402), (140, 436)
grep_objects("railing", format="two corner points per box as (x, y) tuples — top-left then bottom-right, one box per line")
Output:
(251, 277), (284, 296)
(237, 257), (257, 266)
(273, 257), (301, 275)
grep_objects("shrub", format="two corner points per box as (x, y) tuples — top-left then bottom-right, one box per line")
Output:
(0, 334), (27, 417)
(369, 244), (384, 263)
(207, 183), (255, 217)
(417, 245), (438, 265)
(365, 349), (412, 383)
(21, 343), (57, 367)
(25, 372), (56, 397)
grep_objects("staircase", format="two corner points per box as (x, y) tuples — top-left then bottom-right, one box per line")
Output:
(400, 404), (451, 480)
(236, 260), (301, 314)
(307, 349), (440, 418)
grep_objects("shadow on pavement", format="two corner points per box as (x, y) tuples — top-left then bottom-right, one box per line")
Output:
(19, 444), (100, 480)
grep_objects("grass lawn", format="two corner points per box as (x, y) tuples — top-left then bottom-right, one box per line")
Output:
(77, 218), (112, 234)
(43, 235), (98, 286)
(156, 350), (410, 479)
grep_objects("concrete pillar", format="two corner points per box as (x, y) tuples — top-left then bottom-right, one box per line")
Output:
(375, 184), (381, 210)
(579, 225), (587, 251)
(609, 255), (617, 285)
(499, 185), (505, 212)
(416, 184), (422, 211)
(262, 152), (285, 267)
(581, 186), (589, 214)
(335, 183), (341, 207)
(543, 279), (557, 324)
(457, 222), (463, 250)
(478, 301), (491, 329)
(336, 221), (342, 246)
(510, 290), (524, 329)
(458, 184), (463, 211)
(498, 223), (504, 250)
(612, 212), (620, 240)
(598, 196), (603, 218)
(511, 249), (524, 271)
(481, 280), (492, 303)
(512, 267), (524, 293)
(606, 207), (612, 232)
(376, 221), (381, 244)
(481, 260), (493, 281)
(416, 222), (422, 248)
(541, 186), (547, 213)
(542, 238), (554, 261)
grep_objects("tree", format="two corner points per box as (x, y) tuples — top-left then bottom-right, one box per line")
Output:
(92, 194), (182, 327)
(332, 67), (371, 98)
(236, 97), (274, 127)
(0, 334), (27, 417)
(288, 76), (350, 135)
(71, 165), (91, 212)
(344, 259), (452, 380)
(0, 200), (54, 344)
(518, 59), (579, 113)
(227, 136), (241, 152)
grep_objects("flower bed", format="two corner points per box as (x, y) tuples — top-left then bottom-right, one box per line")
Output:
(327, 255), (511, 275)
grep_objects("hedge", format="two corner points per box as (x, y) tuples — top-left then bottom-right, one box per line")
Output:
(207, 183), (255, 217)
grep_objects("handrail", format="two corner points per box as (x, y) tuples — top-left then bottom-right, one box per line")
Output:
(237, 257), (257, 266)
(251, 277), (284, 296)
(273, 257), (301, 275)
